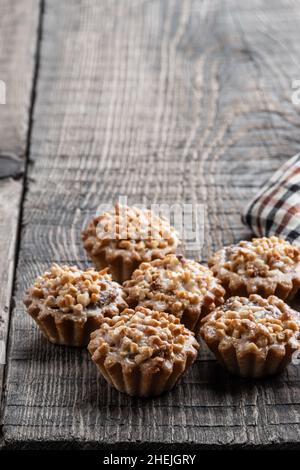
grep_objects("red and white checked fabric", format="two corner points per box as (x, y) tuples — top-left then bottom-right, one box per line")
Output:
(242, 153), (300, 244)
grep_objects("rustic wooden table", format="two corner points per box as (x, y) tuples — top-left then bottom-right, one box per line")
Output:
(1, 0), (300, 451)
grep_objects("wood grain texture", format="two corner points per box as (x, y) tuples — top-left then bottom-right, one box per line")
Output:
(0, 0), (40, 408)
(3, 0), (300, 449)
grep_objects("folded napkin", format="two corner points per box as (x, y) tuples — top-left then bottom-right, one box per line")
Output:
(242, 153), (300, 244)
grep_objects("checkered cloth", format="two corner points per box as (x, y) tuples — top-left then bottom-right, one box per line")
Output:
(242, 153), (300, 244)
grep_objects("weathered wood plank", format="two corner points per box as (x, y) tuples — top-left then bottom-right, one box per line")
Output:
(3, 0), (300, 449)
(0, 0), (41, 411)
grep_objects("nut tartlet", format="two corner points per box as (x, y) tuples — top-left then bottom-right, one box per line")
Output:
(88, 306), (199, 397)
(23, 264), (127, 347)
(123, 254), (225, 335)
(201, 294), (300, 378)
(209, 236), (300, 300)
(81, 204), (180, 283)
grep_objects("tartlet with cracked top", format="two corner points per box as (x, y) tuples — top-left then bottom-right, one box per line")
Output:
(88, 306), (199, 397)
(208, 236), (300, 300)
(123, 254), (225, 335)
(201, 294), (300, 378)
(23, 264), (128, 347)
(81, 204), (180, 283)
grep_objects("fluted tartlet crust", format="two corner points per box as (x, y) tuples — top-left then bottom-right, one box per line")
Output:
(23, 264), (127, 346)
(88, 306), (199, 396)
(81, 204), (180, 282)
(209, 237), (300, 300)
(201, 294), (300, 378)
(123, 254), (225, 335)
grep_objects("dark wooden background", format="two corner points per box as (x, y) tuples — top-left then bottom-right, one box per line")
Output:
(1, 0), (300, 450)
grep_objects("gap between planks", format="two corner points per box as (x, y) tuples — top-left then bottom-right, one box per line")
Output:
(0, 0), (44, 441)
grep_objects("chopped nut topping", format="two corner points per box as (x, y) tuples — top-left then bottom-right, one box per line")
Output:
(210, 237), (300, 278)
(89, 306), (199, 365)
(124, 254), (225, 328)
(81, 204), (180, 262)
(201, 294), (300, 351)
(26, 263), (127, 317)
(209, 237), (300, 300)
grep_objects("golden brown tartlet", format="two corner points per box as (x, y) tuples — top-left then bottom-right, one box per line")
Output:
(201, 294), (300, 378)
(88, 306), (199, 397)
(23, 264), (127, 347)
(123, 254), (225, 335)
(81, 204), (180, 283)
(208, 236), (300, 300)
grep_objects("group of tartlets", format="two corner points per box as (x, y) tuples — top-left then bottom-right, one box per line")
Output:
(24, 205), (300, 397)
